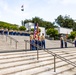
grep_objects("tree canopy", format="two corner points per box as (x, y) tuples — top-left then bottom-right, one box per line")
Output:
(0, 21), (19, 30)
(68, 31), (76, 39)
(46, 28), (58, 39)
(19, 26), (26, 31)
(1, 15), (76, 33)
(24, 17), (54, 29)
(55, 15), (76, 31)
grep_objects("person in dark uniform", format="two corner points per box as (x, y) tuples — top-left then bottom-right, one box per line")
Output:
(35, 35), (38, 50)
(41, 33), (45, 49)
(60, 35), (64, 48)
(64, 36), (67, 48)
(38, 34), (42, 50)
(30, 34), (33, 50)
(31, 36), (36, 50)
(74, 36), (76, 47)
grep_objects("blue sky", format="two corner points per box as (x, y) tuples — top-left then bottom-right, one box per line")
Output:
(0, 0), (76, 26)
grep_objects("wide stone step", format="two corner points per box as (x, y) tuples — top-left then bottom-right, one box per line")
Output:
(1, 50), (73, 73)
(0, 55), (76, 70)
(37, 66), (76, 75)
(0, 53), (76, 69)
(5, 59), (76, 75)
(0, 50), (76, 64)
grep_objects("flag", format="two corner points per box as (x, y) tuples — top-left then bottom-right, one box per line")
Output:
(34, 23), (37, 38)
(36, 23), (40, 40)
(37, 23), (39, 34)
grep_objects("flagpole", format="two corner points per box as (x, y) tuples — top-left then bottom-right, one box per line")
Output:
(21, 5), (24, 26)
(37, 23), (39, 60)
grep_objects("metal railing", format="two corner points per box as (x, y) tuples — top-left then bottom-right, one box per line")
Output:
(45, 49), (76, 72)
(24, 39), (76, 72)
(6, 35), (18, 49)
(24, 40), (40, 60)
(67, 39), (74, 44)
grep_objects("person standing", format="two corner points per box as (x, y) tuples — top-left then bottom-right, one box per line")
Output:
(64, 36), (67, 48)
(41, 33), (45, 49)
(30, 36), (36, 50)
(37, 34), (41, 50)
(35, 35), (38, 50)
(74, 36), (76, 47)
(30, 34), (33, 50)
(60, 35), (64, 48)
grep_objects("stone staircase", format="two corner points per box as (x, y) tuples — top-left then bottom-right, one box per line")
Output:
(0, 35), (15, 51)
(5, 35), (75, 50)
(8, 35), (30, 50)
(0, 35), (76, 75)
(0, 35), (30, 51)
(0, 35), (74, 51)
(0, 48), (76, 75)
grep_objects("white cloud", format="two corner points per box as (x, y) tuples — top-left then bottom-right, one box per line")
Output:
(61, 0), (76, 5)
(45, 0), (76, 5)
(44, 0), (58, 4)
(0, 0), (8, 11)
(0, 12), (1, 18)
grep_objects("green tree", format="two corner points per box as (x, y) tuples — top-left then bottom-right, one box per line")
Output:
(73, 23), (76, 31)
(31, 28), (34, 32)
(24, 19), (32, 25)
(19, 26), (26, 31)
(23, 17), (54, 29)
(55, 15), (76, 31)
(46, 28), (58, 39)
(55, 15), (64, 26)
(0, 21), (19, 30)
(69, 31), (76, 39)
(3, 24), (9, 29)
(9, 25), (18, 30)
(31, 28), (41, 32)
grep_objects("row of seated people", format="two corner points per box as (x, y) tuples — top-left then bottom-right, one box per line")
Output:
(30, 33), (45, 50)
(0, 30), (30, 36)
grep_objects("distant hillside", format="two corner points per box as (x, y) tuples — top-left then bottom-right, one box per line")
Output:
(0, 21), (19, 30)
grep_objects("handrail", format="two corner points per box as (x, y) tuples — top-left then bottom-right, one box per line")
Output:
(24, 40), (40, 60)
(24, 39), (76, 72)
(45, 49), (76, 72)
(7, 35), (18, 42)
(24, 40), (40, 49)
(6, 35), (18, 49)
(67, 39), (74, 44)
(45, 50), (76, 66)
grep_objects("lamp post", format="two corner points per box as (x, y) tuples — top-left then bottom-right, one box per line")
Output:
(21, 5), (24, 26)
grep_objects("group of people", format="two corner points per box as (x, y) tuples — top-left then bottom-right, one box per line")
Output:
(60, 35), (76, 48)
(30, 33), (45, 50)
(60, 35), (67, 48)
(30, 33), (76, 50)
